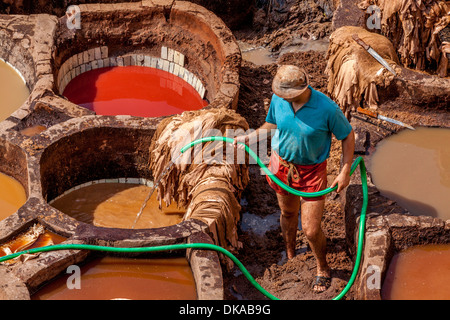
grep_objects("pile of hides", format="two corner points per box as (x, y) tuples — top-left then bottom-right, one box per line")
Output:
(358, 0), (450, 77)
(325, 26), (400, 118)
(148, 108), (250, 268)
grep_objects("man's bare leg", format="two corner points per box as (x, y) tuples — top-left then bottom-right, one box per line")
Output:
(301, 198), (331, 292)
(276, 192), (300, 260)
(276, 193), (331, 292)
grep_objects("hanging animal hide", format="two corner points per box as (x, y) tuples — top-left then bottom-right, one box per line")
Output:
(148, 108), (250, 268)
(358, 0), (450, 76)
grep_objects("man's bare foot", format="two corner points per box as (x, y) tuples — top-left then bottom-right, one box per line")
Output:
(312, 268), (331, 293)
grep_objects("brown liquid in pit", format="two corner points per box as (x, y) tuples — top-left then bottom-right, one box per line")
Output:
(26, 231), (66, 249)
(0, 225), (66, 260)
(0, 60), (30, 121)
(239, 39), (329, 66)
(32, 256), (197, 300)
(381, 244), (450, 300)
(19, 125), (47, 137)
(0, 172), (27, 221)
(50, 183), (185, 229)
(241, 47), (276, 66)
(370, 127), (450, 220)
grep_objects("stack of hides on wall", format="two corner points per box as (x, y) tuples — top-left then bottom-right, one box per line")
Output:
(358, 0), (450, 77)
(148, 108), (250, 268)
(325, 26), (400, 117)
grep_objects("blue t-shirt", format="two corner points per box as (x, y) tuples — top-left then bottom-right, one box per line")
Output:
(265, 87), (352, 165)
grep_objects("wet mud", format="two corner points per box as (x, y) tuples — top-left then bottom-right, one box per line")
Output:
(227, 6), (449, 298)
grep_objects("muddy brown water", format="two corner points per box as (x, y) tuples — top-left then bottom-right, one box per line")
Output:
(0, 59), (30, 121)
(31, 256), (197, 300)
(25, 231), (66, 249)
(19, 125), (47, 137)
(239, 39), (329, 66)
(369, 127), (450, 221)
(0, 172), (27, 221)
(241, 47), (277, 66)
(0, 228), (66, 261)
(50, 183), (185, 229)
(381, 244), (450, 300)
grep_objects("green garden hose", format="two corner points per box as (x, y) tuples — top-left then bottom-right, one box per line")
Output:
(0, 136), (368, 301)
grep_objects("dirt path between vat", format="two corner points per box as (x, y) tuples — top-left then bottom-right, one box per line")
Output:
(227, 52), (356, 300)
(225, 34), (449, 299)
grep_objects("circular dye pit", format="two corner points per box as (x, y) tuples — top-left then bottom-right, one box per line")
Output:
(0, 172), (27, 221)
(381, 244), (450, 300)
(0, 59), (30, 121)
(63, 66), (208, 117)
(50, 182), (185, 229)
(370, 127), (450, 220)
(32, 256), (197, 300)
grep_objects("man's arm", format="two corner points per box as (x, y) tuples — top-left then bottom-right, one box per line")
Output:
(331, 129), (355, 193)
(233, 122), (277, 147)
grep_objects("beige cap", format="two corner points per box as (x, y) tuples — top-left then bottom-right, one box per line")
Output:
(272, 65), (309, 100)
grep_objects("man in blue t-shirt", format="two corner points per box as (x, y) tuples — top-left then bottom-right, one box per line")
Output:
(234, 65), (355, 293)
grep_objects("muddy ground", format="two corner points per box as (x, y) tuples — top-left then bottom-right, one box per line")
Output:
(227, 51), (357, 300)
(223, 4), (449, 300)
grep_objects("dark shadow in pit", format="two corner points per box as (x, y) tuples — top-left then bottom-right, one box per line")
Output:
(40, 126), (154, 203)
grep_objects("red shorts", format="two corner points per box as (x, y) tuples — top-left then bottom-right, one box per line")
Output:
(266, 151), (327, 201)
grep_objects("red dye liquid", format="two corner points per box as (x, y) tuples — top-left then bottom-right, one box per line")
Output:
(63, 66), (208, 117)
